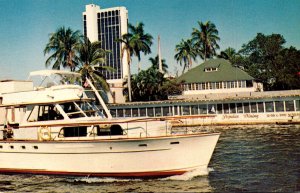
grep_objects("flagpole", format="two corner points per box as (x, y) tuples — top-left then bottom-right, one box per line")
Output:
(158, 35), (163, 73)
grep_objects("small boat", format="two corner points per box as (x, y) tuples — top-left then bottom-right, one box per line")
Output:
(0, 70), (219, 177)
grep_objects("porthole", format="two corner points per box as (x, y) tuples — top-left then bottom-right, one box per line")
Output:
(138, 144), (147, 147)
(0, 145), (3, 149)
(21, 146), (26, 149)
(33, 146), (38, 149)
(10, 145), (14, 149)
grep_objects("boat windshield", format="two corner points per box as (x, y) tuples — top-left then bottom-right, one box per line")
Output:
(28, 70), (81, 88)
(59, 101), (104, 119)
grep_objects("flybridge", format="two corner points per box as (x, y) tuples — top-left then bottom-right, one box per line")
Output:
(0, 70), (86, 106)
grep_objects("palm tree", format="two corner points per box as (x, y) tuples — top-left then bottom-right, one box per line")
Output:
(116, 22), (153, 102)
(218, 47), (238, 60)
(77, 37), (113, 92)
(128, 22), (153, 72)
(149, 55), (168, 73)
(116, 33), (134, 102)
(192, 21), (220, 61)
(174, 39), (197, 74)
(44, 26), (81, 71)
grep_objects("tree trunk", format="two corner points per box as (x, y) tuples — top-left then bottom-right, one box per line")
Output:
(137, 61), (141, 73)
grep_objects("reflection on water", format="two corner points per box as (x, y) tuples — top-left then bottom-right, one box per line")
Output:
(0, 125), (299, 192)
(209, 125), (300, 192)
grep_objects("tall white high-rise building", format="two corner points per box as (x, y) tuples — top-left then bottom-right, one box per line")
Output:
(83, 4), (128, 103)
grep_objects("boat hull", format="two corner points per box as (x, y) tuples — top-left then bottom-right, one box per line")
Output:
(0, 133), (219, 177)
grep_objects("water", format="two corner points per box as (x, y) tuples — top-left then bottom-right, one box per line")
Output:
(0, 125), (299, 192)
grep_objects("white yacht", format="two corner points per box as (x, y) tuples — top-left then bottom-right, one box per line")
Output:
(0, 70), (220, 177)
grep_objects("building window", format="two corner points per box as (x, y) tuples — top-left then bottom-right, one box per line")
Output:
(223, 82), (227, 89)
(132, 108), (139, 117)
(208, 104), (216, 114)
(140, 108), (146, 117)
(110, 109), (116, 118)
(182, 106), (190, 115)
(204, 67), (218, 72)
(223, 103), (230, 114)
(250, 102), (257, 113)
(217, 104), (223, 114)
(163, 106), (171, 116)
(227, 81), (231, 89)
(237, 103), (243, 113)
(206, 82), (209, 90)
(285, 100), (295, 111)
(257, 102), (264, 112)
(296, 100), (300, 111)
(244, 103), (250, 113)
(199, 105), (207, 114)
(201, 83), (205, 90)
(231, 81), (235, 88)
(275, 101), (284, 112)
(147, 107), (154, 117)
(229, 103), (236, 113)
(211, 82), (216, 89)
(117, 109), (124, 118)
(241, 81), (246, 88)
(125, 109), (131, 117)
(265, 102), (274, 112)
(191, 105), (198, 115)
(155, 107), (162, 116)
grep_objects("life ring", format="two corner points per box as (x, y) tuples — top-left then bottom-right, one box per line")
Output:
(38, 126), (51, 141)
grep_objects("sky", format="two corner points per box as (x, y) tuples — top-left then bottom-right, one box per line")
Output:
(0, 0), (300, 79)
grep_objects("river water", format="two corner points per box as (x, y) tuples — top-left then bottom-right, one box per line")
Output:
(0, 125), (299, 192)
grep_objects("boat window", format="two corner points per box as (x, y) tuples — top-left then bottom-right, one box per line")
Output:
(96, 125), (123, 136)
(28, 105), (63, 122)
(76, 101), (99, 117)
(275, 101), (284, 112)
(250, 102), (257, 113)
(244, 103), (250, 113)
(257, 102), (264, 112)
(60, 102), (85, 119)
(265, 102), (274, 112)
(60, 126), (87, 137)
(285, 101), (295, 112)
